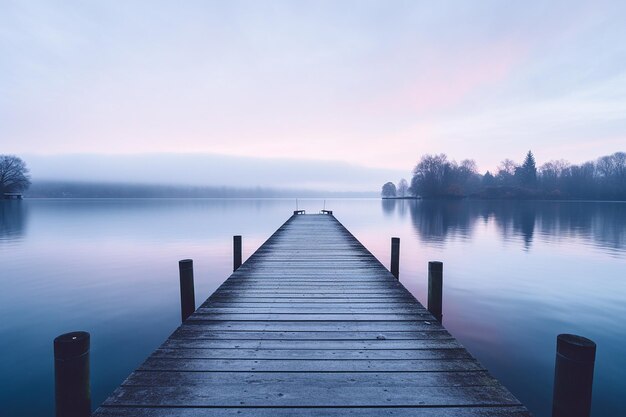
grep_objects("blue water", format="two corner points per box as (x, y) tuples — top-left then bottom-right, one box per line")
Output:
(1, 198), (624, 416)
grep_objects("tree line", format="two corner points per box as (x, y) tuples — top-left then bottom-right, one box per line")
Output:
(382, 150), (626, 200)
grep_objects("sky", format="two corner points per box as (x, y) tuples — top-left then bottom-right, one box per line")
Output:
(1, 0), (626, 190)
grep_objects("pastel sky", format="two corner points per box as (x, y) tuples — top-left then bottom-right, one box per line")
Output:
(1, 0), (626, 189)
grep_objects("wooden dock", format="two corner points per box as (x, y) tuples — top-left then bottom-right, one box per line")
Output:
(93, 213), (531, 416)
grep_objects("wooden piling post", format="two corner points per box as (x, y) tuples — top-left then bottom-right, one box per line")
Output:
(428, 261), (443, 322)
(233, 235), (242, 271)
(54, 331), (91, 417)
(390, 237), (400, 279)
(552, 334), (596, 417)
(179, 259), (196, 322)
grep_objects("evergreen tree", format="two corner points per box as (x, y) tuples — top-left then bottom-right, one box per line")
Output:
(517, 151), (537, 188)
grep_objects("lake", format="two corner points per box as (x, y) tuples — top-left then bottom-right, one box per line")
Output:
(1, 198), (624, 416)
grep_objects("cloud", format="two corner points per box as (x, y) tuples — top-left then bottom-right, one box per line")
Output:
(388, 72), (626, 171)
(362, 38), (529, 117)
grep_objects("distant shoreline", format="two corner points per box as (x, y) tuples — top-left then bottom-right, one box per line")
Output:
(5, 196), (624, 202)
(380, 196), (626, 202)
(22, 181), (377, 199)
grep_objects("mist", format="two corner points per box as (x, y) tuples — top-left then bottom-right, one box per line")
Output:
(23, 153), (406, 192)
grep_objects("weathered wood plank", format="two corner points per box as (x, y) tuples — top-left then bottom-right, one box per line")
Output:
(170, 329), (453, 340)
(138, 357), (485, 372)
(150, 348), (472, 360)
(211, 291), (412, 297)
(201, 300), (422, 306)
(196, 305), (428, 312)
(207, 295), (416, 301)
(122, 370), (497, 386)
(94, 407), (531, 417)
(102, 385), (520, 407)
(180, 321), (443, 331)
(160, 338), (464, 350)
(189, 312), (434, 321)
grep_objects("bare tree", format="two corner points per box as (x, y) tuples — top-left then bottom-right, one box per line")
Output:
(397, 178), (409, 197)
(381, 182), (397, 198)
(458, 159), (481, 193)
(496, 158), (518, 186)
(539, 159), (570, 190)
(0, 155), (31, 194)
(497, 159), (517, 176)
(410, 154), (449, 197)
(596, 155), (614, 178)
(459, 159), (478, 174)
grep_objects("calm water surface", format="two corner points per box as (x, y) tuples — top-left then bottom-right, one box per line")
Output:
(1, 198), (625, 416)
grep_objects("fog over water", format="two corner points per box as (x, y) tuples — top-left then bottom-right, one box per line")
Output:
(23, 153), (406, 192)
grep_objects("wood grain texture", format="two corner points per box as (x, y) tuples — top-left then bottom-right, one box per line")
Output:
(93, 214), (531, 416)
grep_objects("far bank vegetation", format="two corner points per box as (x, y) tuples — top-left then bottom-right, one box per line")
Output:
(381, 151), (626, 200)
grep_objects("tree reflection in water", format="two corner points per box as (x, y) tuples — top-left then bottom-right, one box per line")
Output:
(0, 201), (28, 242)
(383, 200), (626, 252)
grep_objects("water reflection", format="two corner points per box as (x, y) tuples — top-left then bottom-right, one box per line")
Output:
(408, 200), (473, 244)
(389, 200), (626, 252)
(381, 199), (396, 216)
(489, 202), (537, 250)
(0, 201), (28, 241)
(397, 199), (408, 218)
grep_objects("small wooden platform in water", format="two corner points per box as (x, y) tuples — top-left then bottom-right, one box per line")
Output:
(94, 213), (531, 416)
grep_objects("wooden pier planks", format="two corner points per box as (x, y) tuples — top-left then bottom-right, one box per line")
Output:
(93, 214), (531, 416)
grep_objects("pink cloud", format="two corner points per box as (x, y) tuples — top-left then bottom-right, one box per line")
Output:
(364, 39), (529, 116)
